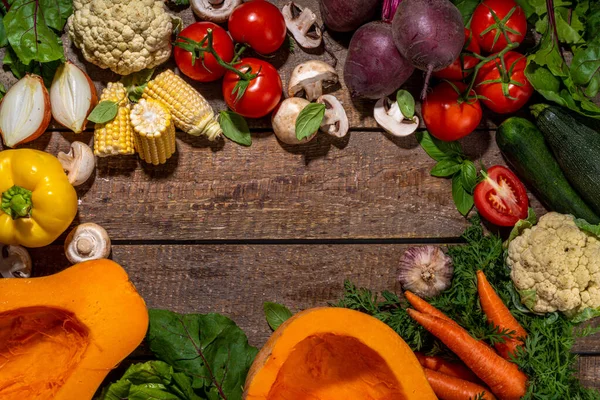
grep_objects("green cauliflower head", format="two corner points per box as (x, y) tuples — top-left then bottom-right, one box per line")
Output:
(508, 212), (600, 316)
(68, 0), (173, 75)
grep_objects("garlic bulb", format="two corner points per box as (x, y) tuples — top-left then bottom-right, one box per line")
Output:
(50, 61), (98, 133)
(398, 246), (453, 298)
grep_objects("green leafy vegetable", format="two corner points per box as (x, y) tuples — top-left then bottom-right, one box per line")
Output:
(296, 103), (325, 141)
(505, 207), (537, 247)
(451, 0), (481, 25)
(0, 82), (5, 101)
(396, 90), (415, 119)
(147, 309), (258, 400)
(121, 69), (154, 103)
(575, 217), (600, 238)
(263, 302), (292, 331)
(0, 13), (8, 48)
(452, 174), (474, 216)
(430, 159), (463, 177)
(219, 111), (252, 146)
(165, 0), (190, 7)
(99, 361), (201, 400)
(87, 101), (119, 124)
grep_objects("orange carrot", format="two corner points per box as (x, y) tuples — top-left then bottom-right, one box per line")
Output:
(404, 291), (457, 325)
(407, 309), (528, 400)
(477, 270), (527, 360)
(424, 368), (497, 400)
(415, 353), (481, 383)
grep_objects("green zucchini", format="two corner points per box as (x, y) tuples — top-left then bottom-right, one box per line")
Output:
(496, 117), (600, 223)
(534, 105), (600, 216)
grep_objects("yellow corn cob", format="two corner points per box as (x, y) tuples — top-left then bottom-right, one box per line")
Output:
(142, 70), (222, 140)
(130, 98), (177, 166)
(94, 82), (135, 157)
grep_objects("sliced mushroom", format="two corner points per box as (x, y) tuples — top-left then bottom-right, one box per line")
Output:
(57, 141), (95, 186)
(1, 244), (32, 278)
(282, 2), (323, 49)
(288, 60), (338, 101)
(317, 95), (348, 138)
(64, 223), (111, 264)
(272, 97), (317, 145)
(374, 97), (419, 137)
(191, 0), (242, 23)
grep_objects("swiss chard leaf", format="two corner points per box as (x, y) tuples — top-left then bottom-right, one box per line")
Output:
(2, 47), (62, 87)
(0, 13), (7, 48)
(148, 309), (258, 400)
(570, 41), (600, 94)
(263, 302), (292, 331)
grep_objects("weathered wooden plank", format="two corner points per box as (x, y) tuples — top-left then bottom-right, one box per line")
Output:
(6, 130), (545, 241)
(578, 356), (600, 389)
(29, 244), (599, 355)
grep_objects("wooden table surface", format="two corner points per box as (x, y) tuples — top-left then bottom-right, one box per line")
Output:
(1, 0), (599, 392)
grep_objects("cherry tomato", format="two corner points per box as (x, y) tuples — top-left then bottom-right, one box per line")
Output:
(475, 51), (533, 114)
(474, 165), (529, 227)
(222, 58), (282, 118)
(228, 0), (287, 54)
(174, 22), (235, 82)
(433, 28), (481, 81)
(471, 0), (527, 53)
(422, 81), (483, 142)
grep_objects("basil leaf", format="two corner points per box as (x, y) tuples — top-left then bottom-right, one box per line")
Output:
(416, 131), (463, 161)
(263, 302), (292, 331)
(147, 309), (258, 400)
(452, 174), (474, 216)
(296, 102), (325, 141)
(87, 101), (119, 124)
(460, 160), (478, 192)
(396, 90), (415, 119)
(219, 111), (251, 146)
(430, 159), (462, 177)
(4, 0), (68, 65)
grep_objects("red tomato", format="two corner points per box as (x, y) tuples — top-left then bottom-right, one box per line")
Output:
(228, 0), (287, 54)
(475, 51), (533, 114)
(174, 22), (235, 82)
(222, 58), (282, 118)
(422, 81), (483, 142)
(474, 165), (529, 226)
(471, 0), (527, 53)
(433, 28), (481, 81)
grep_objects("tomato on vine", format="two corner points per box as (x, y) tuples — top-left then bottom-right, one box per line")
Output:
(174, 22), (235, 82)
(228, 0), (287, 54)
(222, 58), (283, 119)
(475, 51), (533, 114)
(433, 28), (482, 81)
(422, 81), (483, 142)
(471, 0), (527, 53)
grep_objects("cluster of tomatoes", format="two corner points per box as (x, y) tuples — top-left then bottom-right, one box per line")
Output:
(173, 1), (286, 119)
(422, 0), (533, 142)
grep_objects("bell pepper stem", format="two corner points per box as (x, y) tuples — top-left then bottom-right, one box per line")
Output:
(1, 185), (33, 220)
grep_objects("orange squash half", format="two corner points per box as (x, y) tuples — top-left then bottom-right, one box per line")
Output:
(243, 307), (436, 400)
(0, 259), (148, 400)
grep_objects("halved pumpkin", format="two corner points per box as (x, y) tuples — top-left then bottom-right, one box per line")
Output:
(244, 307), (436, 400)
(0, 259), (148, 400)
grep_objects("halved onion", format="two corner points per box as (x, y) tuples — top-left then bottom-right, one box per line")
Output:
(0, 74), (52, 148)
(50, 61), (98, 133)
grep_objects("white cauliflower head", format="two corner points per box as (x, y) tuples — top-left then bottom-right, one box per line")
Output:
(68, 0), (173, 75)
(508, 212), (600, 316)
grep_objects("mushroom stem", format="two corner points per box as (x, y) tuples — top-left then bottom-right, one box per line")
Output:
(58, 141), (95, 187)
(64, 223), (112, 264)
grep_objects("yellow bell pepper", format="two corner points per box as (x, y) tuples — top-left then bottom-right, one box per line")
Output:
(0, 149), (78, 248)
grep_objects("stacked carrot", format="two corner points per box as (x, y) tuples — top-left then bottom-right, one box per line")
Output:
(407, 271), (528, 400)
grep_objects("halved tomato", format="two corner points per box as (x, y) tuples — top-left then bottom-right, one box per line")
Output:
(474, 165), (528, 226)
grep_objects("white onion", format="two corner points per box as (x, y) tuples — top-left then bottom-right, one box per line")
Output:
(50, 61), (97, 133)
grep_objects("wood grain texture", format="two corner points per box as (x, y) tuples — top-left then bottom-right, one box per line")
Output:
(578, 356), (600, 389)
(8, 129), (545, 241)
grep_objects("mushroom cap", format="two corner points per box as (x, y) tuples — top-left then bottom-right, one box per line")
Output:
(191, 0), (242, 23)
(288, 60), (338, 101)
(317, 94), (349, 138)
(64, 223), (112, 264)
(282, 2), (322, 49)
(374, 97), (419, 137)
(272, 97), (316, 145)
(1, 245), (32, 278)
(58, 141), (96, 186)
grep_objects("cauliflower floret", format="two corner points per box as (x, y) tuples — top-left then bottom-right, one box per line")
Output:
(508, 212), (600, 316)
(68, 0), (173, 75)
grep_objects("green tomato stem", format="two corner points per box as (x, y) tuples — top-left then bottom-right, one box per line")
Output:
(1, 185), (33, 220)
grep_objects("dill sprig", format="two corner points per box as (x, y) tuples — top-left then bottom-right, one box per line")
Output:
(336, 216), (600, 399)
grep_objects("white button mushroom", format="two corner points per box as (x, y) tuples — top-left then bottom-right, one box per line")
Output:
(288, 60), (338, 101)
(373, 97), (419, 137)
(64, 223), (111, 264)
(191, 0), (242, 23)
(272, 97), (317, 145)
(282, 2), (323, 49)
(57, 141), (96, 186)
(0, 245), (32, 278)
(316, 95), (349, 138)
